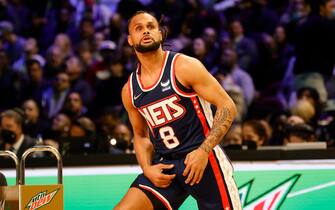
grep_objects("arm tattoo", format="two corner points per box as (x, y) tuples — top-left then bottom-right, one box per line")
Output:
(200, 108), (233, 152)
(199, 143), (211, 153)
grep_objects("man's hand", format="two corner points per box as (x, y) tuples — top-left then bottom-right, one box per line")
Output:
(183, 148), (209, 186)
(143, 164), (176, 188)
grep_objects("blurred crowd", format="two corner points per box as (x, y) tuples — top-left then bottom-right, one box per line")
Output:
(0, 0), (334, 157)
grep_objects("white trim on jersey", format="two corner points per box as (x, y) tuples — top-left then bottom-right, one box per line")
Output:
(198, 97), (214, 128)
(139, 184), (173, 210)
(129, 73), (135, 108)
(170, 53), (197, 98)
(136, 51), (170, 92)
(213, 146), (242, 210)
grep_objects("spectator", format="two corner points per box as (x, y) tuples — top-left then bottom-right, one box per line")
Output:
(23, 58), (49, 102)
(242, 119), (270, 148)
(43, 45), (66, 80)
(120, 43), (138, 73)
(221, 123), (243, 150)
(254, 33), (284, 91)
(64, 116), (96, 155)
(22, 99), (49, 138)
(0, 109), (36, 157)
(0, 20), (25, 63)
(109, 123), (133, 154)
(65, 56), (93, 106)
(108, 13), (127, 48)
(168, 20), (193, 52)
(290, 98), (316, 125)
(296, 86), (322, 126)
(72, 17), (95, 46)
(86, 40), (117, 86)
(93, 31), (106, 55)
(213, 48), (255, 106)
(229, 19), (258, 72)
(55, 0), (76, 35)
(74, 0), (112, 30)
(190, 37), (213, 69)
(202, 27), (220, 67)
(5, 0), (30, 35)
(284, 123), (316, 144)
(53, 33), (73, 59)
(62, 92), (87, 120)
(273, 26), (294, 62)
(41, 72), (70, 119)
(293, 0), (335, 103)
(94, 57), (129, 112)
(76, 41), (97, 74)
(12, 37), (45, 75)
(96, 109), (121, 153)
(269, 113), (290, 145)
(43, 112), (71, 144)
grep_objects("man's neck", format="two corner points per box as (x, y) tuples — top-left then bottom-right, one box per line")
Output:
(136, 49), (165, 74)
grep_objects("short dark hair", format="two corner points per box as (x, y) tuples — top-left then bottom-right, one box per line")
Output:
(26, 59), (41, 69)
(0, 108), (25, 128)
(127, 10), (154, 34)
(127, 10), (168, 44)
(243, 120), (269, 144)
(284, 123), (315, 140)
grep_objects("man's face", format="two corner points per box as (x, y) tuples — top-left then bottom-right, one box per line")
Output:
(55, 73), (70, 91)
(23, 100), (39, 122)
(52, 114), (70, 132)
(28, 63), (42, 82)
(127, 13), (162, 53)
(230, 21), (243, 38)
(324, 0), (335, 18)
(68, 93), (82, 113)
(65, 57), (81, 81)
(114, 124), (131, 144)
(1, 116), (21, 141)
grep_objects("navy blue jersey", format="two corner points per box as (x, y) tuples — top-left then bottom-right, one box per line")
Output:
(129, 51), (214, 156)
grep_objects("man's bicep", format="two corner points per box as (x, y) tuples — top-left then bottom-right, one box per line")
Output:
(128, 108), (149, 138)
(178, 56), (233, 107)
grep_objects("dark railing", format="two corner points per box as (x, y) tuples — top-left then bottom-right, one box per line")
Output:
(1, 149), (335, 169)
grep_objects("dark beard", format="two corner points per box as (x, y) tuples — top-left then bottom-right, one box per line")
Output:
(134, 41), (161, 53)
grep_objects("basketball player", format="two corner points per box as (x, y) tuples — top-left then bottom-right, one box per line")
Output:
(115, 11), (242, 210)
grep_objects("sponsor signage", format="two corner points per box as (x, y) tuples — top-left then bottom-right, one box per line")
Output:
(3, 160), (335, 209)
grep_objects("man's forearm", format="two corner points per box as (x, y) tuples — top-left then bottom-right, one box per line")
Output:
(199, 105), (235, 153)
(134, 137), (154, 172)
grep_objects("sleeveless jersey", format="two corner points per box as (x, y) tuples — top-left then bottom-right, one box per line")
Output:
(128, 51), (214, 157)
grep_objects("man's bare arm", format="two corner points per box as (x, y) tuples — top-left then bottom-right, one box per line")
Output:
(121, 83), (153, 171)
(175, 55), (237, 185)
(199, 107), (234, 153)
(176, 55), (237, 152)
(121, 82), (176, 188)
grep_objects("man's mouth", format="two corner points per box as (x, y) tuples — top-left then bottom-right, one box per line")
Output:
(142, 36), (153, 43)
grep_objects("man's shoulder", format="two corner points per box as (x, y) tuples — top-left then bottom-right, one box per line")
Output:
(170, 52), (199, 68)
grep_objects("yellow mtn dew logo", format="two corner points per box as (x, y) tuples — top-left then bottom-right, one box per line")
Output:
(25, 189), (59, 210)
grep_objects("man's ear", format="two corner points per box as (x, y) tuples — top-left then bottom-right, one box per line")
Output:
(127, 35), (133, 46)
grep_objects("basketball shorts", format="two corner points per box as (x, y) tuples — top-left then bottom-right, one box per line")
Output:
(131, 145), (242, 210)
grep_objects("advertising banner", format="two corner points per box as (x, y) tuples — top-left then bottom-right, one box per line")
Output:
(20, 185), (63, 210)
(2, 160), (335, 210)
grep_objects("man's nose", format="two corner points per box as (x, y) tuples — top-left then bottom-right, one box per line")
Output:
(143, 30), (149, 35)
